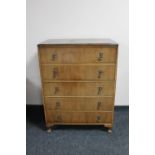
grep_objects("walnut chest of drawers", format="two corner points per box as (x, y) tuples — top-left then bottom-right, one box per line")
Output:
(38, 39), (118, 133)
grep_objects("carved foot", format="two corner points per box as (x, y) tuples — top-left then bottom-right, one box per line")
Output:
(108, 129), (112, 133)
(47, 128), (52, 133)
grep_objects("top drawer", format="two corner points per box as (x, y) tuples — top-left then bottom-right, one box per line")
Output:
(39, 46), (117, 64)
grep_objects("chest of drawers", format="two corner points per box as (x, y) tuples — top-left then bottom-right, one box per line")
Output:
(38, 39), (118, 133)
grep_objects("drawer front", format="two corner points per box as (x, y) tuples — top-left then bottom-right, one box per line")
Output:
(46, 111), (113, 124)
(41, 64), (115, 81)
(43, 82), (115, 96)
(44, 97), (113, 111)
(39, 47), (117, 64)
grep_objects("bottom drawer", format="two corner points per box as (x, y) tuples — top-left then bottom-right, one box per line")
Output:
(46, 111), (113, 124)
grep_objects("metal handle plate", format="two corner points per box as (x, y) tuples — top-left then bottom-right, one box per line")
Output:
(96, 115), (101, 122)
(51, 53), (57, 61)
(98, 70), (104, 78)
(97, 87), (103, 95)
(53, 68), (59, 79)
(55, 101), (61, 110)
(55, 115), (62, 122)
(97, 102), (101, 110)
(98, 52), (104, 62)
(54, 87), (59, 95)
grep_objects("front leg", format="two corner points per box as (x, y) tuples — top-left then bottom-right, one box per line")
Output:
(47, 128), (52, 133)
(107, 128), (112, 133)
(46, 124), (54, 133)
(104, 124), (112, 133)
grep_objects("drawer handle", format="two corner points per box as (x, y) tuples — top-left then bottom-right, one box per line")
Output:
(98, 70), (104, 78)
(55, 101), (61, 110)
(97, 87), (103, 95)
(97, 102), (101, 110)
(54, 87), (59, 95)
(55, 115), (62, 122)
(51, 53), (57, 61)
(98, 52), (104, 62)
(53, 68), (59, 79)
(96, 115), (101, 122)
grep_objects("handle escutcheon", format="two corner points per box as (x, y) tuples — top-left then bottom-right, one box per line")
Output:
(98, 52), (104, 62)
(51, 53), (57, 61)
(97, 87), (103, 95)
(98, 70), (104, 78)
(96, 115), (101, 122)
(55, 115), (62, 122)
(53, 68), (59, 79)
(54, 87), (59, 95)
(97, 102), (102, 110)
(55, 101), (61, 110)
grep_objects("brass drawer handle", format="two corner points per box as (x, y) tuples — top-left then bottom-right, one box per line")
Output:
(98, 70), (104, 78)
(55, 101), (61, 110)
(96, 115), (101, 122)
(55, 115), (62, 122)
(98, 52), (104, 62)
(97, 102), (101, 110)
(51, 53), (57, 61)
(54, 87), (59, 95)
(53, 68), (59, 79)
(97, 87), (103, 95)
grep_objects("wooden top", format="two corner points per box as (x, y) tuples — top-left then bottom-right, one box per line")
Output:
(38, 39), (118, 47)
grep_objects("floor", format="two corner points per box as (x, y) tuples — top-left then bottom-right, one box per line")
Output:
(26, 106), (129, 155)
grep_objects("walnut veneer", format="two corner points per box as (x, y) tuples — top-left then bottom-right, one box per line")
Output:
(38, 39), (118, 133)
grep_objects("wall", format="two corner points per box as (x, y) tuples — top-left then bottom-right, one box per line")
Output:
(26, 0), (129, 105)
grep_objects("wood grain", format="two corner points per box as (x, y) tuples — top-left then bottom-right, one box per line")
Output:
(39, 46), (117, 64)
(46, 111), (113, 124)
(44, 97), (114, 111)
(41, 64), (115, 81)
(38, 39), (118, 130)
(43, 82), (115, 96)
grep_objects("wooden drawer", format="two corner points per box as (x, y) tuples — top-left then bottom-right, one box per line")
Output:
(41, 64), (115, 81)
(39, 46), (117, 64)
(46, 111), (113, 124)
(44, 97), (114, 111)
(43, 82), (115, 96)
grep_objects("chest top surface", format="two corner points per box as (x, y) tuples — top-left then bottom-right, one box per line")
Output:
(38, 39), (118, 47)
